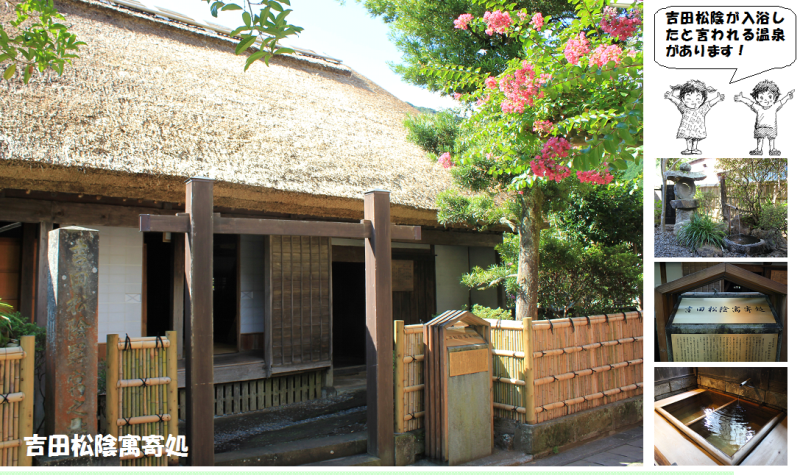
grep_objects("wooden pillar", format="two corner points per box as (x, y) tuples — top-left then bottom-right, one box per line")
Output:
(183, 178), (215, 466)
(19, 223), (37, 321)
(35, 220), (52, 326)
(166, 330), (179, 465)
(364, 190), (393, 465)
(172, 237), (185, 358)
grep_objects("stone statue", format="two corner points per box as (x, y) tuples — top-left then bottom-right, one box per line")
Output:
(665, 163), (707, 235)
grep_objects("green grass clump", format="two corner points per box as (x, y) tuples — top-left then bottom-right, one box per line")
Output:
(676, 213), (727, 250)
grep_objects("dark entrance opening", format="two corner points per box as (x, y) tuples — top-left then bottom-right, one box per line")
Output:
(332, 261), (365, 368)
(213, 234), (238, 354)
(144, 232), (172, 337)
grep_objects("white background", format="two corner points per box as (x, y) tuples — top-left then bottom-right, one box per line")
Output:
(644, 0), (794, 470)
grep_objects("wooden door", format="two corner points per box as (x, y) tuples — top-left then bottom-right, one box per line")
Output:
(266, 236), (332, 375)
(0, 238), (21, 310)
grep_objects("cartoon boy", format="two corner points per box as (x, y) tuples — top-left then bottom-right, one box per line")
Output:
(734, 80), (794, 156)
(664, 80), (725, 155)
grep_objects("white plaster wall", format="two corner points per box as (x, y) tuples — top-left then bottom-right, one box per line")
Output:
(93, 226), (143, 343)
(654, 262), (684, 286)
(240, 235), (265, 334)
(468, 247), (498, 308)
(434, 245), (470, 314)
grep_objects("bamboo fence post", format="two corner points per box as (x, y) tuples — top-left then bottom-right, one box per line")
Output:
(18, 336), (34, 467)
(522, 318), (534, 424)
(106, 335), (119, 441)
(166, 331), (178, 466)
(393, 320), (405, 434)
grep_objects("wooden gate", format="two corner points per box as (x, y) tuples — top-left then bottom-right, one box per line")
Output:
(105, 332), (178, 466)
(0, 336), (34, 466)
(393, 322), (424, 433)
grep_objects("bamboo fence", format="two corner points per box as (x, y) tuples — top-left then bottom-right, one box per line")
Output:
(0, 336), (34, 467)
(521, 311), (644, 424)
(488, 320), (526, 422)
(694, 183), (786, 221)
(106, 332), (178, 466)
(392, 312), (643, 431)
(394, 322), (425, 433)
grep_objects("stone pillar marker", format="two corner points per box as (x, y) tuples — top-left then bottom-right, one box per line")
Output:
(666, 163), (707, 236)
(45, 227), (99, 438)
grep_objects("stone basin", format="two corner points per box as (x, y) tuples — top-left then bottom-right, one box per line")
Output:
(723, 234), (769, 256)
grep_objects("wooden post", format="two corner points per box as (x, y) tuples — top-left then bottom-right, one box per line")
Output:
(19, 224), (37, 321)
(18, 336), (34, 466)
(184, 178), (215, 466)
(166, 330), (179, 465)
(34, 220), (52, 327)
(172, 238), (185, 358)
(105, 334), (119, 440)
(522, 317), (534, 424)
(393, 320), (405, 434)
(364, 190), (393, 465)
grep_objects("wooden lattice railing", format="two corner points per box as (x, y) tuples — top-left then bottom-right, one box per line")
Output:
(106, 332), (178, 466)
(0, 336), (34, 466)
(393, 322), (424, 433)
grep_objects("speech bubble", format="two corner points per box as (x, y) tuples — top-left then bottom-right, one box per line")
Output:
(655, 6), (796, 83)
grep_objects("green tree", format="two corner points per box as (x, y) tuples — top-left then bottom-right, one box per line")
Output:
(1, 0), (302, 83)
(357, 0), (575, 92)
(716, 158), (787, 227)
(413, 0), (642, 320)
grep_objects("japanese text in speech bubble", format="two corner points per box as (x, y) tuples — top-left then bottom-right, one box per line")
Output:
(655, 6), (796, 83)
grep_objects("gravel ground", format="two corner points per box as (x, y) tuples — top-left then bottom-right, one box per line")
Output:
(654, 225), (747, 258)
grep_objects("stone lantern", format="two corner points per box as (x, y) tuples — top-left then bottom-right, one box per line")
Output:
(665, 163), (707, 235)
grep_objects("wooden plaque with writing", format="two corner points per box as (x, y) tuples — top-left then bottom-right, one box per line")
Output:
(392, 260), (414, 291)
(449, 348), (488, 377)
(671, 334), (779, 362)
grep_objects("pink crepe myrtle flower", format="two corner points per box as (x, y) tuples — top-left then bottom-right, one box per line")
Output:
(483, 10), (512, 36)
(454, 13), (474, 30)
(533, 120), (555, 135)
(564, 32), (591, 64)
(516, 11), (527, 23)
(599, 6), (642, 41)
(576, 168), (614, 184)
(498, 61), (551, 114)
(529, 138), (572, 182)
(588, 44), (624, 68)
(485, 76), (498, 89)
(531, 12), (544, 31)
(453, 92), (462, 100)
(438, 152), (453, 169)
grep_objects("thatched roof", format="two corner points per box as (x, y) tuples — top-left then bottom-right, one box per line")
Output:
(0, 0), (452, 225)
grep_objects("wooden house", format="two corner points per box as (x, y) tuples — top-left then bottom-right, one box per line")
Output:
(0, 0), (501, 397)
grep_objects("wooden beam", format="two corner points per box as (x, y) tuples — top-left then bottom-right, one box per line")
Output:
(656, 263), (787, 296)
(183, 178), (215, 466)
(140, 214), (190, 233)
(364, 190), (394, 465)
(390, 224), (422, 241)
(394, 229), (502, 247)
(19, 223), (37, 321)
(215, 217), (372, 238)
(0, 197), (175, 227)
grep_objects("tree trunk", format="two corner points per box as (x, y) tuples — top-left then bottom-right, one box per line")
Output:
(516, 190), (545, 321)
(660, 158), (667, 232)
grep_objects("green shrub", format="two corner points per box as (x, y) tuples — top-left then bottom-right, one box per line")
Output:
(471, 304), (513, 320)
(676, 214), (727, 250)
(403, 110), (461, 156)
(758, 202), (787, 232)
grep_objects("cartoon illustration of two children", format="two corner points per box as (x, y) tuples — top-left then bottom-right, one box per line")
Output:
(664, 79), (794, 155)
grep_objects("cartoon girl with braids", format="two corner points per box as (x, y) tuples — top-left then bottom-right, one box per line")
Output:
(664, 80), (725, 155)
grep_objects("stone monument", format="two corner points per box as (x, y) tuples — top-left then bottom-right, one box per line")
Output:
(45, 227), (99, 438)
(665, 163), (707, 236)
